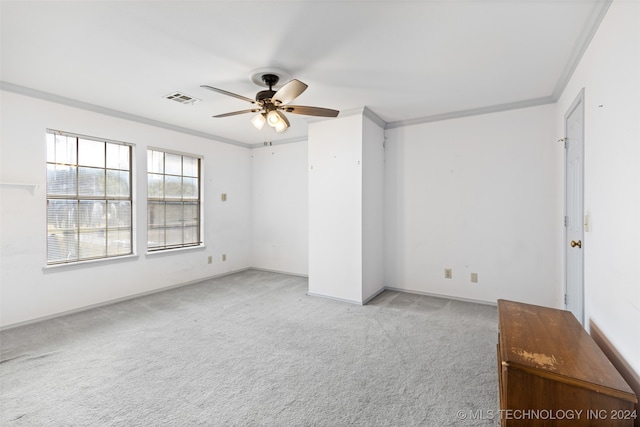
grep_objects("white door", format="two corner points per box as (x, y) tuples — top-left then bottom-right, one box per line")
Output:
(565, 89), (585, 324)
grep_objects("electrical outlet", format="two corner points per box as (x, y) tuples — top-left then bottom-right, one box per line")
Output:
(222, 254), (227, 262)
(471, 273), (478, 283)
(444, 268), (452, 279)
(207, 256), (213, 264)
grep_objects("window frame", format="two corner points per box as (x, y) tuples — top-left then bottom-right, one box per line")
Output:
(146, 147), (203, 253)
(45, 129), (135, 266)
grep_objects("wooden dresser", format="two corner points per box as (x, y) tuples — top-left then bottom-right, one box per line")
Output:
(497, 299), (637, 426)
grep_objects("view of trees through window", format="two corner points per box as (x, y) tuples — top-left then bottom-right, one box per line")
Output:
(45, 132), (203, 265)
(46, 131), (133, 264)
(147, 149), (201, 251)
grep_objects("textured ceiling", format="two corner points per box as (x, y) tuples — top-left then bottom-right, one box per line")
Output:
(1, 0), (610, 146)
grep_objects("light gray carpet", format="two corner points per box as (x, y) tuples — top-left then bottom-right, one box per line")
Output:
(1, 270), (499, 426)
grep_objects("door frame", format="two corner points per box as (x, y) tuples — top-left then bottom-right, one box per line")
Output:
(564, 88), (585, 324)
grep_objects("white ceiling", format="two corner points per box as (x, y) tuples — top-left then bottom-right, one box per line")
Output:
(1, 0), (609, 147)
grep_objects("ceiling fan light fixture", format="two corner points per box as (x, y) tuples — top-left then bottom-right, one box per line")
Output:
(274, 110), (290, 133)
(274, 119), (289, 133)
(267, 110), (282, 126)
(202, 72), (338, 134)
(251, 113), (266, 130)
(265, 110), (289, 132)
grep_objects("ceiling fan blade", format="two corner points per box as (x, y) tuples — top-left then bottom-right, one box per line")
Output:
(201, 85), (256, 104)
(282, 105), (340, 117)
(272, 79), (308, 105)
(213, 109), (261, 118)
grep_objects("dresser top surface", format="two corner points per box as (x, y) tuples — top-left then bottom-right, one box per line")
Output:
(498, 299), (635, 399)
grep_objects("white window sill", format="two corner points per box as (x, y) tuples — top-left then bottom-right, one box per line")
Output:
(43, 254), (139, 273)
(145, 244), (206, 258)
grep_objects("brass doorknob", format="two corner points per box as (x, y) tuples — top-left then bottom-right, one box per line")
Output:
(571, 240), (582, 248)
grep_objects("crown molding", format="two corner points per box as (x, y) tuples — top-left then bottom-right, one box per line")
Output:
(247, 106), (388, 148)
(385, 0), (612, 130)
(333, 106), (387, 128)
(385, 96), (556, 130)
(0, 81), (251, 148)
(2, 0), (612, 144)
(551, 0), (612, 101)
(362, 106), (387, 129)
(248, 135), (308, 149)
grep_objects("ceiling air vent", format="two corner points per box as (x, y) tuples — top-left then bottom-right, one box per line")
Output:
(164, 91), (200, 105)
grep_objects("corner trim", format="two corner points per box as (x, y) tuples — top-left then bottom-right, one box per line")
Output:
(306, 106), (387, 129)
(362, 287), (386, 305)
(362, 106), (387, 129)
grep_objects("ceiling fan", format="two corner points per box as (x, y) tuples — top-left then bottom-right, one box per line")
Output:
(201, 72), (339, 133)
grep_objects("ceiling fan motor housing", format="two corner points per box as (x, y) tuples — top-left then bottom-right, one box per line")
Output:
(256, 74), (280, 103)
(256, 89), (276, 102)
(261, 73), (279, 88)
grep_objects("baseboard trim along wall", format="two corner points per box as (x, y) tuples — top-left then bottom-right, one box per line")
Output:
(0, 268), (252, 331)
(590, 320), (640, 426)
(250, 267), (309, 278)
(383, 286), (498, 307)
(363, 287), (387, 305)
(2, 271), (501, 331)
(306, 285), (493, 308)
(305, 286), (385, 306)
(306, 291), (365, 306)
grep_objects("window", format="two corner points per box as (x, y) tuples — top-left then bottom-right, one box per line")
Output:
(46, 130), (133, 265)
(147, 149), (201, 251)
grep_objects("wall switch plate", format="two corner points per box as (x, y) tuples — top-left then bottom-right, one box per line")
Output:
(222, 254), (227, 262)
(584, 212), (591, 232)
(221, 193), (227, 202)
(471, 273), (478, 283)
(444, 268), (452, 279)
(207, 256), (213, 264)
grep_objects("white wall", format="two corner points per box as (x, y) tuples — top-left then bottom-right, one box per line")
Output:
(3, 1), (637, 377)
(308, 112), (385, 304)
(250, 142), (309, 276)
(361, 115), (385, 302)
(0, 91), (251, 327)
(384, 104), (561, 307)
(308, 114), (363, 303)
(557, 0), (640, 374)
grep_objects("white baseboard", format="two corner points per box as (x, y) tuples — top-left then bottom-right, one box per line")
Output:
(248, 267), (309, 278)
(1, 271), (497, 331)
(306, 291), (365, 306)
(0, 268), (252, 331)
(383, 286), (497, 307)
(362, 287), (386, 304)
